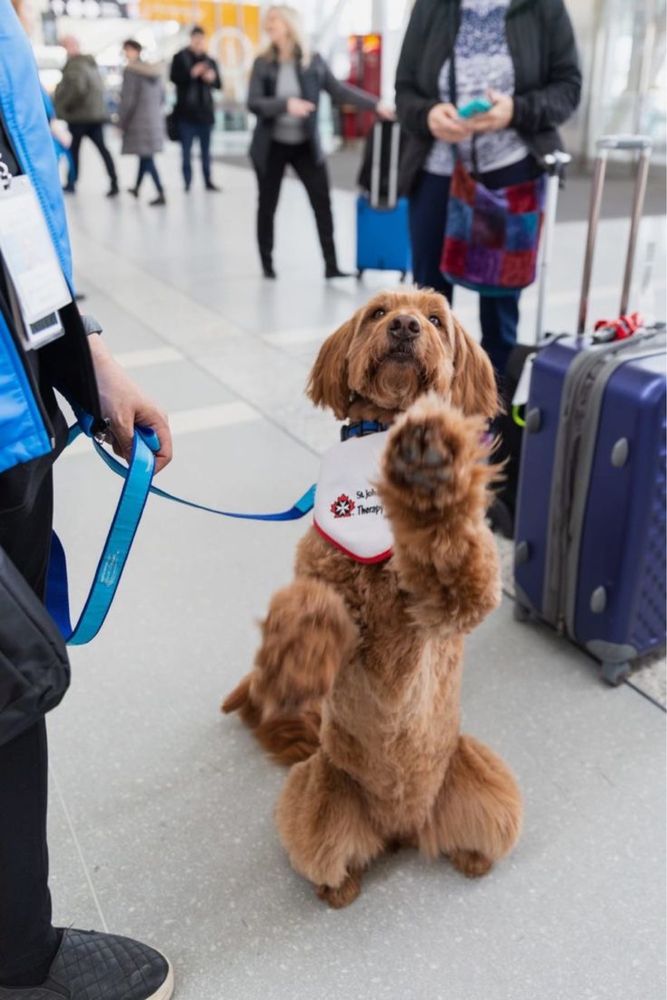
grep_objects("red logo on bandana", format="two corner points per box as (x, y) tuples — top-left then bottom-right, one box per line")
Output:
(330, 494), (355, 518)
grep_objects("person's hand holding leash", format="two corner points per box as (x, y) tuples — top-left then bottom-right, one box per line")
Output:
(427, 102), (472, 142)
(88, 335), (173, 473)
(468, 90), (514, 133)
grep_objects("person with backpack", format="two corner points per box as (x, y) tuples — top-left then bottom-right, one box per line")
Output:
(0, 4), (174, 996)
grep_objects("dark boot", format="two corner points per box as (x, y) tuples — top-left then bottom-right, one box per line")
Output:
(325, 261), (353, 279)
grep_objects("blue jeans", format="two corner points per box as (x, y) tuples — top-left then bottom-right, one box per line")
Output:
(178, 121), (212, 188)
(135, 155), (163, 194)
(409, 156), (541, 376)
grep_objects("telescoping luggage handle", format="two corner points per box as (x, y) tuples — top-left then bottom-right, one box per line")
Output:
(534, 150), (571, 344)
(577, 134), (653, 336)
(370, 121), (400, 210)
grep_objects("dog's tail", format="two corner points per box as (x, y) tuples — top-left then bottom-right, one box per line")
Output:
(221, 675), (262, 729)
(222, 675), (320, 765)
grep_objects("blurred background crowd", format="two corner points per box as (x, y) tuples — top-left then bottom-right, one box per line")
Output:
(11, 0), (667, 173)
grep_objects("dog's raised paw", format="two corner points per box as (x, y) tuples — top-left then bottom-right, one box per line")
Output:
(385, 408), (462, 499)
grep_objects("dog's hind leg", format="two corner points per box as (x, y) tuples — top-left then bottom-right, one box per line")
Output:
(222, 578), (357, 764)
(420, 734), (522, 877)
(276, 750), (383, 908)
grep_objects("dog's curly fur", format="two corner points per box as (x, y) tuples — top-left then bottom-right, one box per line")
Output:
(223, 289), (522, 907)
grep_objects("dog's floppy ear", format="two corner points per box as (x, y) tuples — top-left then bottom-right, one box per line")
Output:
(307, 315), (357, 419)
(449, 313), (499, 419)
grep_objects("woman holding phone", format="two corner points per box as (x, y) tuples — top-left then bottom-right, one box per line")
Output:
(395, 0), (581, 377)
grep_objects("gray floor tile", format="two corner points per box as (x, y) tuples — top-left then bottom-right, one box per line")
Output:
(123, 358), (239, 414)
(48, 773), (108, 933)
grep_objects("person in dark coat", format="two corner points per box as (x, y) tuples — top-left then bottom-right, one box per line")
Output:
(169, 25), (222, 192)
(54, 34), (119, 197)
(248, 4), (393, 280)
(395, 0), (581, 376)
(119, 39), (166, 206)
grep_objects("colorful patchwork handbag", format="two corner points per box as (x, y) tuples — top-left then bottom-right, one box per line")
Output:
(440, 57), (546, 296)
(440, 153), (546, 296)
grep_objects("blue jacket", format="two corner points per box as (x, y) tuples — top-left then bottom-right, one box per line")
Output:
(0, 0), (98, 478)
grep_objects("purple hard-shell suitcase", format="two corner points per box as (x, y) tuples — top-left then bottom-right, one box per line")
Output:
(513, 136), (666, 684)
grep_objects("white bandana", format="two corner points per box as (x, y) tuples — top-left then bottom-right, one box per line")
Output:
(313, 431), (394, 564)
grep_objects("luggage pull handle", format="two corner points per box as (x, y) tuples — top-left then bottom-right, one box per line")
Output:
(535, 150), (571, 344)
(577, 134), (653, 336)
(370, 121), (400, 210)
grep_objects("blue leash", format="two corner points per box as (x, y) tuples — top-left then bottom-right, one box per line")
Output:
(46, 411), (315, 646)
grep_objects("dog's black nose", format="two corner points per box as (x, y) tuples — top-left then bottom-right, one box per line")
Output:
(388, 314), (421, 342)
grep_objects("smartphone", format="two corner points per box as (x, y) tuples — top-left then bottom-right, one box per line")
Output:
(458, 98), (493, 119)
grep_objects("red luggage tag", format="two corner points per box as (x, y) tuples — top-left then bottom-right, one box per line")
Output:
(592, 312), (643, 343)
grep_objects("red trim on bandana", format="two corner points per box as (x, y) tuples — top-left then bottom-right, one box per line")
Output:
(313, 520), (393, 565)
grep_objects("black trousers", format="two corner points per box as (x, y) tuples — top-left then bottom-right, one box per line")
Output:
(255, 141), (337, 269)
(67, 122), (118, 190)
(0, 473), (59, 986)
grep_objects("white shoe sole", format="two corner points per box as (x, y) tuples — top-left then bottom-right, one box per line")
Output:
(148, 960), (174, 1000)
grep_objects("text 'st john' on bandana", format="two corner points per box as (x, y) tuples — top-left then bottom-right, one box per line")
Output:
(314, 432), (393, 564)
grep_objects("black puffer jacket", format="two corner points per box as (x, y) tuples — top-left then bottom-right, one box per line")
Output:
(395, 0), (582, 193)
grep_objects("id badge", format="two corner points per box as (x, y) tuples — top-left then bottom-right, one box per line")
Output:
(0, 175), (72, 348)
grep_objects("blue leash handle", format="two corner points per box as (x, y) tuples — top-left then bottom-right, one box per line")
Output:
(46, 411), (315, 645)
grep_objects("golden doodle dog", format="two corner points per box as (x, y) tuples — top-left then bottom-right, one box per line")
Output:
(223, 288), (522, 908)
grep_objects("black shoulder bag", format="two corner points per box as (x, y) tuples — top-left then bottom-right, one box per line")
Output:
(0, 546), (70, 746)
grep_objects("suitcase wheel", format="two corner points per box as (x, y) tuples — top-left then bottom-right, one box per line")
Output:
(357, 269), (364, 280)
(400, 271), (407, 283)
(513, 602), (531, 623)
(600, 661), (631, 687)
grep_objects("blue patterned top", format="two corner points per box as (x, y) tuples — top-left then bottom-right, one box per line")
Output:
(425, 0), (528, 176)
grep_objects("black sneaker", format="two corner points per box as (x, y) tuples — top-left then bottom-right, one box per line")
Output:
(204, 182), (221, 192)
(106, 184), (120, 199)
(0, 928), (173, 1000)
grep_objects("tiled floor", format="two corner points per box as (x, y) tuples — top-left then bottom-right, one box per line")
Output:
(47, 139), (666, 1000)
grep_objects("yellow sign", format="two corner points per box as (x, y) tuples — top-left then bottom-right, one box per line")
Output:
(138, 0), (261, 98)
(138, 1), (260, 42)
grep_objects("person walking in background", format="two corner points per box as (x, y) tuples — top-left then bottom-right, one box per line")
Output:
(169, 26), (222, 192)
(248, 4), (393, 280)
(395, 0), (581, 377)
(119, 39), (166, 207)
(54, 35), (119, 198)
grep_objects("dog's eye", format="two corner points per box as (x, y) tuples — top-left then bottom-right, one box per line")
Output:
(372, 308), (386, 320)
(429, 315), (442, 328)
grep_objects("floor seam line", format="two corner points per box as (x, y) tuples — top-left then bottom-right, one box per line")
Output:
(51, 764), (110, 932)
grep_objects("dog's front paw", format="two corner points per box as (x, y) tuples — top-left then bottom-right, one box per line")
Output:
(383, 395), (488, 509)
